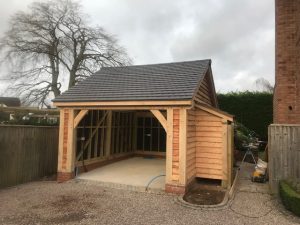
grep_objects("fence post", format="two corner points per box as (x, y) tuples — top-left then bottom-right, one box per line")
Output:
(268, 124), (300, 194)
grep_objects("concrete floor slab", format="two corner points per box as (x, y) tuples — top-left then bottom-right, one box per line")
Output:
(76, 157), (166, 191)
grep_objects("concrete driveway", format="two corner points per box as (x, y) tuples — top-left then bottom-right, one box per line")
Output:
(0, 163), (299, 225)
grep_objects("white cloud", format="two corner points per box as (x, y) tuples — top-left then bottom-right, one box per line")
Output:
(0, 0), (275, 96)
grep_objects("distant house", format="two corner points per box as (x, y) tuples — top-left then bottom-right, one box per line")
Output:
(0, 97), (21, 122)
(53, 59), (234, 194)
(0, 97), (59, 124)
(0, 97), (21, 107)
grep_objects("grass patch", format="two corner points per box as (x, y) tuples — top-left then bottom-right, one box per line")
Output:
(279, 180), (300, 216)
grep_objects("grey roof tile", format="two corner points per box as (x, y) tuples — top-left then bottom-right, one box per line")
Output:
(53, 59), (211, 102)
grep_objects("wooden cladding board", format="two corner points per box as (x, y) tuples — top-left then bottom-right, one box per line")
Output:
(188, 108), (224, 180)
(194, 73), (213, 106)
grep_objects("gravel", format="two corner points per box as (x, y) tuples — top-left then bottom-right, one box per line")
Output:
(0, 164), (300, 225)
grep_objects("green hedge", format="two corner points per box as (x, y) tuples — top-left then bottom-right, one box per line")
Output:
(217, 91), (273, 140)
(279, 180), (300, 216)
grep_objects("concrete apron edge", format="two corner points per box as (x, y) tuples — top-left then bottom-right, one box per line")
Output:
(174, 170), (240, 210)
(73, 178), (170, 195)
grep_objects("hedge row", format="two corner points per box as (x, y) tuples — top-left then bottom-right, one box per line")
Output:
(279, 180), (300, 216)
(217, 91), (273, 140)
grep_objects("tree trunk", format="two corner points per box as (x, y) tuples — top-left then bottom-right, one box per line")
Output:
(52, 74), (61, 97)
(68, 70), (76, 88)
(49, 54), (61, 97)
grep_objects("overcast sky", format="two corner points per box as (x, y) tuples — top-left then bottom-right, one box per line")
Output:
(0, 0), (275, 95)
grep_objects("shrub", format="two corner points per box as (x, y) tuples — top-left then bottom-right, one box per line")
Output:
(235, 129), (250, 150)
(234, 122), (255, 150)
(279, 180), (300, 216)
(217, 91), (273, 140)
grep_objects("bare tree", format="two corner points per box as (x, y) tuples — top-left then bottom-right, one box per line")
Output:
(0, 0), (130, 107)
(255, 78), (274, 94)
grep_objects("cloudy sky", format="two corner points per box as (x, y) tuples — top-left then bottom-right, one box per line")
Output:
(0, 0), (274, 95)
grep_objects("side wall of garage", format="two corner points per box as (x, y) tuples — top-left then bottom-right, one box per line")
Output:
(186, 106), (233, 188)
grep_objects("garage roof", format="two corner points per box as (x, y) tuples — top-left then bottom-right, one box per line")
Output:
(53, 59), (211, 102)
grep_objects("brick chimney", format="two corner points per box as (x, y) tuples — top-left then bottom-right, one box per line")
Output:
(274, 0), (300, 124)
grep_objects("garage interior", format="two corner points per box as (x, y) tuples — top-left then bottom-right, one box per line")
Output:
(74, 110), (167, 191)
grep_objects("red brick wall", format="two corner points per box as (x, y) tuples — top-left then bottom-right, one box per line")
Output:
(57, 172), (74, 183)
(274, 0), (300, 124)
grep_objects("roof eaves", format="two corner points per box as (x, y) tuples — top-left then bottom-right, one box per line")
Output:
(53, 99), (193, 107)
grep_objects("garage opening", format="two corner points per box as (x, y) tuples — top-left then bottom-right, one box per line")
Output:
(136, 111), (166, 156)
(75, 110), (166, 191)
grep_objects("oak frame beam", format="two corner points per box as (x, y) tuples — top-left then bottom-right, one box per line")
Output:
(194, 102), (233, 121)
(105, 111), (113, 157)
(74, 109), (88, 128)
(221, 119), (228, 188)
(179, 108), (187, 185)
(166, 108), (173, 184)
(150, 109), (168, 132)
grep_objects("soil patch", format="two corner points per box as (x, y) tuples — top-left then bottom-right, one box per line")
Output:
(184, 188), (225, 205)
(183, 180), (226, 205)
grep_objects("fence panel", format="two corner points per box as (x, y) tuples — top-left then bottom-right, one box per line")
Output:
(0, 125), (58, 188)
(268, 124), (300, 193)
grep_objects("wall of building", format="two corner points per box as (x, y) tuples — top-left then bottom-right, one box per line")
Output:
(58, 106), (232, 193)
(186, 106), (233, 187)
(274, 0), (300, 124)
(194, 108), (224, 180)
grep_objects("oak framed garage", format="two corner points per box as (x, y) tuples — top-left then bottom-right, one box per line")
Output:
(53, 60), (234, 194)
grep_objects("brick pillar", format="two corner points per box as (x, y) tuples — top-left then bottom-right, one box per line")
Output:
(165, 108), (187, 194)
(57, 108), (76, 182)
(274, 0), (300, 124)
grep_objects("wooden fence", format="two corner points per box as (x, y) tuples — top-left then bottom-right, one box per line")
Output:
(268, 124), (300, 193)
(0, 125), (58, 188)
